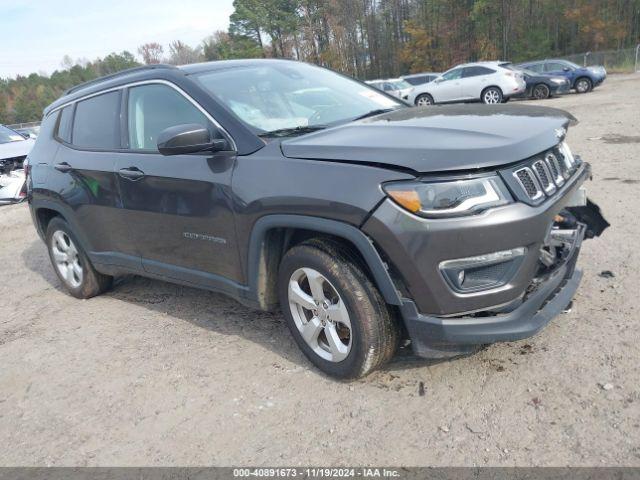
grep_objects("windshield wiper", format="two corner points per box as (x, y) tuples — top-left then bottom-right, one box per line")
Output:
(258, 125), (328, 138)
(351, 107), (399, 121)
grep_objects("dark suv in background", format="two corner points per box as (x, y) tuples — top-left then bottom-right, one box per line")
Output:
(516, 59), (607, 93)
(26, 59), (607, 378)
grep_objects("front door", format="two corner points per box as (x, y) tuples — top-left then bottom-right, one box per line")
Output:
(116, 82), (243, 287)
(432, 68), (463, 102)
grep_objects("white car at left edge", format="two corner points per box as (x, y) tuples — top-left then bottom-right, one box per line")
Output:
(0, 125), (34, 204)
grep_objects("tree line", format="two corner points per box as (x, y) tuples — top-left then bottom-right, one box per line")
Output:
(2, 0), (639, 124)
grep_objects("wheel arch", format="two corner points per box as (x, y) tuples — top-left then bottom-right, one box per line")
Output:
(35, 207), (64, 238)
(481, 85), (503, 96)
(247, 215), (403, 310)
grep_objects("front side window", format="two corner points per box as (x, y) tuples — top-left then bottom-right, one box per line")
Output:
(194, 62), (402, 133)
(72, 91), (120, 149)
(0, 125), (25, 144)
(545, 62), (568, 72)
(441, 68), (463, 81)
(127, 84), (211, 151)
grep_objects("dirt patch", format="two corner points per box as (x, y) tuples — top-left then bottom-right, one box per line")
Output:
(601, 134), (640, 144)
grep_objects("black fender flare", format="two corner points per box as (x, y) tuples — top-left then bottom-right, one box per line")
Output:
(246, 215), (403, 306)
(30, 198), (90, 248)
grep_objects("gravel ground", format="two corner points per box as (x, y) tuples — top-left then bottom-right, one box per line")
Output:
(0, 74), (639, 467)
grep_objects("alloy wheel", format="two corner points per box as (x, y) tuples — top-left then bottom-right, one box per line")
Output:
(416, 95), (432, 106)
(287, 267), (352, 362)
(51, 230), (83, 288)
(483, 89), (501, 104)
(533, 84), (550, 99)
(576, 79), (590, 93)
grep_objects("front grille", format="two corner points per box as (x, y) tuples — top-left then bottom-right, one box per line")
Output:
(507, 144), (580, 205)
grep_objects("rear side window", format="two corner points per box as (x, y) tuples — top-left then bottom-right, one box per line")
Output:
(56, 105), (74, 143)
(72, 91), (121, 149)
(405, 76), (427, 85)
(525, 63), (543, 73)
(127, 84), (210, 151)
(462, 66), (495, 78)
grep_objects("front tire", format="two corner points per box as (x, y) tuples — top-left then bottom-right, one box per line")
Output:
(532, 83), (550, 100)
(415, 93), (434, 106)
(575, 77), (592, 93)
(481, 87), (503, 104)
(46, 217), (113, 299)
(278, 238), (399, 379)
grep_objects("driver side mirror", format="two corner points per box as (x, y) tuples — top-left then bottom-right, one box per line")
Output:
(434, 77), (443, 83)
(157, 123), (229, 156)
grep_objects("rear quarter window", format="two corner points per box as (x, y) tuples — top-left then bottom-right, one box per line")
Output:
(71, 91), (121, 149)
(56, 105), (74, 143)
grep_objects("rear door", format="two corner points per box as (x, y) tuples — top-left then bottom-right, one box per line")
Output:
(115, 82), (243, 285)
(460, 66), (495, 99)
(50, 91), (137, 267)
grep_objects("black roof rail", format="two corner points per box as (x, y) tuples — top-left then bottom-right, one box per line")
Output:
(63, 64), (178, 96)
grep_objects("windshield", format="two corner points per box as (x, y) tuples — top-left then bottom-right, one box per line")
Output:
(560, 60), (580, 69)
(390, 80), (411, 90)
(0, 125), (25, 144)
(194, 62), (403, 133)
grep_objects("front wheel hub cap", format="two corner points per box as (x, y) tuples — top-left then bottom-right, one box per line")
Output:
(51, 230), (83, 288)
(287, 267), (352, 363)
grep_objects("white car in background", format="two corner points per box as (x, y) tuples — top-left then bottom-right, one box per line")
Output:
(366, 78), (414, 102)
(0, 125), (33, 205)
(412, 61), (526, 106)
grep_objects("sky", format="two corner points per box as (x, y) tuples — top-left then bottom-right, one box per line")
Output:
(0, 0), (235, 78)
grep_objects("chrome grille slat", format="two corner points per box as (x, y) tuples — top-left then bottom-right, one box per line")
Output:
(513, 167), (544, 202)
(533, 160), (556, 194)
(545, 152), (565, 186)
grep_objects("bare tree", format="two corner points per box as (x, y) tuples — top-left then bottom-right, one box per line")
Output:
(167, 40), (203, 65)
(138, 42), (164, 64)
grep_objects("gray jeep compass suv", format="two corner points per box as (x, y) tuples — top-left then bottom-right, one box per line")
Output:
(27, 59), (607, 378)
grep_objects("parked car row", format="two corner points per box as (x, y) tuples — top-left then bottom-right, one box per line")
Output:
(367, 58), (607, 106)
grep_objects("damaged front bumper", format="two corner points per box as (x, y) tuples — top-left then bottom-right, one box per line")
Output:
(401, 223), (585, 358)
(363, 160), (608, 359)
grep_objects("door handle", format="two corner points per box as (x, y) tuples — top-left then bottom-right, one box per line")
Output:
(118, 167), (145, 180)
(54, 162), (73, 173)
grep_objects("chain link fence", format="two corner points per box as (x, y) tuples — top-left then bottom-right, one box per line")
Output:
(559, 45), (640, 73)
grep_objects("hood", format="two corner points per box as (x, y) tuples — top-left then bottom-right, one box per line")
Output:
(0, 138), (34, 160)
(281, 105), (576, 173)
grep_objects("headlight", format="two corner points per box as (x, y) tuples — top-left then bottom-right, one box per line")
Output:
(551, 78), (565, 84)
(384, 176), (512, 218)
(558, 141), (576, 169)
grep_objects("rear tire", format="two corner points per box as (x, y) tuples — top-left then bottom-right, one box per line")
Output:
(415, 93), (434, 106)
(575, 77), (592, 93)
(481, 87), (503, 104)
(46, 217), (113, 299)
(277, 238), (399, 379)
(532, 83), (550, 100)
